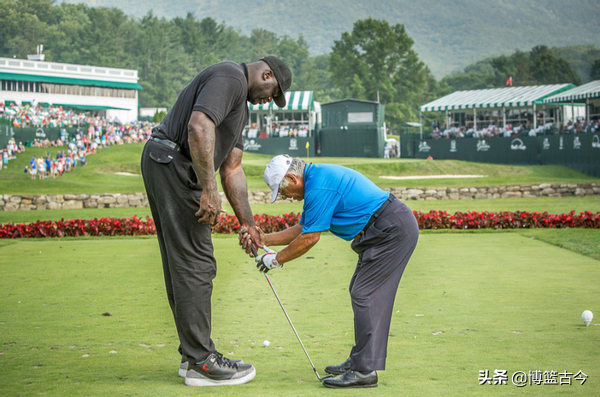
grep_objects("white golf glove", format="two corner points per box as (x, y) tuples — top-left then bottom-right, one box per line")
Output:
(256, 246), (282, 273)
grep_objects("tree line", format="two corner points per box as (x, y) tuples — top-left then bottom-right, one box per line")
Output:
(1, 0), (598, 131)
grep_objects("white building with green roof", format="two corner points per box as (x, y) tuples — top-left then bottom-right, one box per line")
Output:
(0, 57), (142, 122)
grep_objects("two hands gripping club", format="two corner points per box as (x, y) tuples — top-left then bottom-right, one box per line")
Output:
(240, 228), (282, 272)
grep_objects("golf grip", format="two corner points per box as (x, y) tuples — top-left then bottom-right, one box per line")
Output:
(239, 229), (259, 257)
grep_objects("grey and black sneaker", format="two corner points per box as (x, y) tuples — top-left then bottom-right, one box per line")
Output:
(184, 352), (255, 387)
(179, 352), (243, 378)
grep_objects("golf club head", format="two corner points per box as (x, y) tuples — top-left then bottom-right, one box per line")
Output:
(318, 374), (335, 382)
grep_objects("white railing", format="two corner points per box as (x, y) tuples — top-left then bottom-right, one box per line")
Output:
(0, 58), (138, 82)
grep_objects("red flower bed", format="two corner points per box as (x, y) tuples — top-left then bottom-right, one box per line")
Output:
(413, 210), (600, 230)
(0, 211), (598, 239)
(0, 216), (156, 238)
(212, 212), (301, 234)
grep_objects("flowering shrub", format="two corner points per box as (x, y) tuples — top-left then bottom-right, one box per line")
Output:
(0, 216), (156, 238)
(413, 210), (600, 230)
(1, 211), (598, 239)
(212, 212), (301, 234)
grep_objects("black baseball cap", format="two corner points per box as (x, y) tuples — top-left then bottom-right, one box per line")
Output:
(260, 56), (292, 108)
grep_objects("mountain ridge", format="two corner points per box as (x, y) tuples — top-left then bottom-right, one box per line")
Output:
(61, 0), (600, 77)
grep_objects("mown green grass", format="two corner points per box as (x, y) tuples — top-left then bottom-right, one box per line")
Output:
(1, 143), (598, 194)
(519, 229), (600, 261)
(0, 144), (146, 194)
(1, 233), (598, 396)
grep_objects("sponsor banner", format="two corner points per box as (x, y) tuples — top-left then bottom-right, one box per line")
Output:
(409, 134), (599, 176)
(510, 138), (527, 151)
(242, 136), (316, 157)
(1, 127), (79, 147)
(476, 140), (491, 152)
(450, 140), (457, 152)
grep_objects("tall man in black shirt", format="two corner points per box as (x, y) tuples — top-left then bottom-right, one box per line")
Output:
(141, 57), (292, 387)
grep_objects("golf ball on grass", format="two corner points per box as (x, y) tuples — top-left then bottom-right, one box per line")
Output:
(582, 310), (593, 326)
(263, 340), (270, 347)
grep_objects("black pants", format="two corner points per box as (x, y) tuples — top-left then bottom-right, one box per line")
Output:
(349, 197), (419, 371)
(141, 140), (216, 363)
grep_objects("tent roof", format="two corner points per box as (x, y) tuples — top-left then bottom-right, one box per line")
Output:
(0, 72), (143, 90)
(54, 103), (131, 111)
(420, 84), (574, 112)
(322, 98), (380, 106)
(543, 80), (600, 103)
(248, 91), (313, 111)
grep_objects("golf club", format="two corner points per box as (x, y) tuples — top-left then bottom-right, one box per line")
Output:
(241, 230), (333, 383)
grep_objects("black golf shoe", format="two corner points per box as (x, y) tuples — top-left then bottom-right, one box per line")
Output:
(184, 352), (255, 387)
(179, 352), (243, 378)
(322, 370), (378, 388)
(324, 357), (351, 375)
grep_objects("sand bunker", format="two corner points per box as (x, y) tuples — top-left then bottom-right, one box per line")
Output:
(114, 172), (140, 177)
(380, 175), (486, 180)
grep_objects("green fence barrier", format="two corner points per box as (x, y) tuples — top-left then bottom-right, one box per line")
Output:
(319, 126), (383, 158)
(402, 134), (600, 177)
(1, 126), (81, 149)
(1, 125), (12, 148)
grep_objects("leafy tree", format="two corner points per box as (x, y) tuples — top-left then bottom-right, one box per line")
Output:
(0, 0), (54, 58)
(153, 110), (167, 123)
(441, 61), (496, 92)
(329, 18), (435, 130)
(551, 45), (600, 83)
(591, 58), (600, 81)
(489, 50), (535, 87)
(529, 45), (580, 85)
(445, 46), (585, 91)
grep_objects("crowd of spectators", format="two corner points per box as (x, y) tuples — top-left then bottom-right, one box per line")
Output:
(429, 119), (600, 140)
(0, 108), (154, 178)
(244, 123), (310, 139)
(25, 150), (86, 180)
(0, 102), (123, 128)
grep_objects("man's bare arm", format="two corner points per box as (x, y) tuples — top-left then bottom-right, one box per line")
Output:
(188, 111), (221, 225)
(220, 147), (262, 251)
(220, 147), (254, 227)
(262, 224), (303, 246)
(275, 231), (321, 265)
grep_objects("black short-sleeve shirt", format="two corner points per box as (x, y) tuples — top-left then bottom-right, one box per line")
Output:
(152, 61), (249, 171)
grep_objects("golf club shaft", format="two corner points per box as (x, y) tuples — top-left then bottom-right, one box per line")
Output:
(248, 242), (322, 380)
(263, 272), (320, 376)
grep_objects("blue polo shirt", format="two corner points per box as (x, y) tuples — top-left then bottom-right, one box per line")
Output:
(299, 164), (389, 241)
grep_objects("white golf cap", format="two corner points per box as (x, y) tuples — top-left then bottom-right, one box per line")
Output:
(264, 154), (293, 203)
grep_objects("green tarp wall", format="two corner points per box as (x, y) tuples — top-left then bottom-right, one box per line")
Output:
(319, 99), (385, 158)
(400, 134), (600, 177)
(319, 126), (383, 158)
(242, 137), (316, 157)
(1, 126), (80, 148)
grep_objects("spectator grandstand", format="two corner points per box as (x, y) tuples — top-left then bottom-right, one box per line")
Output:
(429, 119), (599, 140)
(1, 102), (122, 128)
(0, 104), (153, 176)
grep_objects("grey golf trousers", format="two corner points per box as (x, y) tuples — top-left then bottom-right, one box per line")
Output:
(141, 140), (216, 363)
(349, 196), (419, 371)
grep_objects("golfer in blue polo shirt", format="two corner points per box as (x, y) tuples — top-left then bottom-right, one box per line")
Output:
(248, 155), (419, 389)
